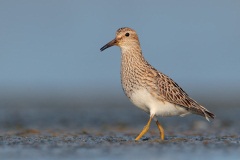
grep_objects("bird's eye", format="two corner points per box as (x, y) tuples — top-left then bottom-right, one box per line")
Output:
(125, 33), (130, 37)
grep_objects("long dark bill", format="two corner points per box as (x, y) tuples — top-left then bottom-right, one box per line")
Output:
(100, 39), (117, 52)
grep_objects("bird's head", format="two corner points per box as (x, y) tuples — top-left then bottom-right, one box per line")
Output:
(100, 27), (140, 52)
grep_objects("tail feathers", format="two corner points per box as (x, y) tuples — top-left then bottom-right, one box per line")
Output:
(189, 105), (215, 121)
(203, 110), (215, 121)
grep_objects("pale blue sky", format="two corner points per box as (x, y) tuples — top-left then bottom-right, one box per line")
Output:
(0, 0), (239, 93)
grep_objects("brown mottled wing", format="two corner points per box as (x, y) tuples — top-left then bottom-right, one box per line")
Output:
(155, 72), (214, 120)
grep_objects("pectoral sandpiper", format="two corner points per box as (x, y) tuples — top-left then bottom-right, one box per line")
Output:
(100, 27), (214, 141)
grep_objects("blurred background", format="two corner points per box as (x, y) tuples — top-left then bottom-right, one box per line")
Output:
(0, 0), (239, 130)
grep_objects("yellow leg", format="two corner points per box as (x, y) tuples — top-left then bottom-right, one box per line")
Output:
(135, 116), (153, 141)
(156, 120), (165, 140)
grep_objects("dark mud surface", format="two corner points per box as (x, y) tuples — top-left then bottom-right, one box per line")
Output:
(0, 93), (240, 159)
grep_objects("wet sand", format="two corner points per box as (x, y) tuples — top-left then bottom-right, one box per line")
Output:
(0, 93), (240, 159)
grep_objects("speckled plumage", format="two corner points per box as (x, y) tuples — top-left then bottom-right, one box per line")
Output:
(100, 27), (214, 140)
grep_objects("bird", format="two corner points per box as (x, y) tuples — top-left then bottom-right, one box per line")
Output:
(100, 27), (214, 141)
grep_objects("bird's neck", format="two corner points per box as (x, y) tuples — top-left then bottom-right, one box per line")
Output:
(120, 45), (150, 80)
(120, 45), (146, 67)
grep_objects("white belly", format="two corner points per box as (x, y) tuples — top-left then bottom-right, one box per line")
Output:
(129, 88), (190, 117)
